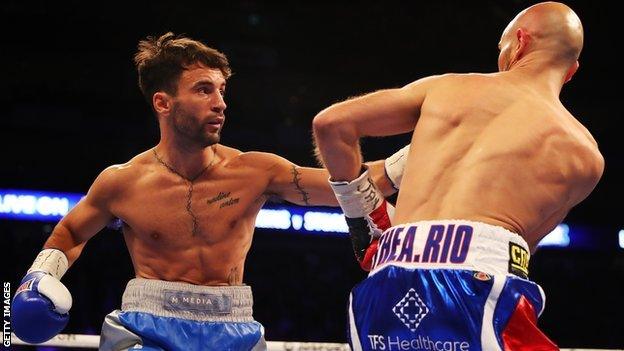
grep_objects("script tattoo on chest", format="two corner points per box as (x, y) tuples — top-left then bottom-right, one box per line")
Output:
(207, 191), (240, 209)
(291, 166), (310, 205)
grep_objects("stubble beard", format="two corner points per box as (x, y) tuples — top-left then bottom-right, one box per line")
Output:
(172, 103), (221, 148)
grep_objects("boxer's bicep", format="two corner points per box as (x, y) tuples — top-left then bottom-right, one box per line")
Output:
(316, 89), (417, 137)
(313, 76), (438, 139)
(44, 168), (117, 265)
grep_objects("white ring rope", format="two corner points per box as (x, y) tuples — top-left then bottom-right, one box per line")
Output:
(10, 333), (351, 350)
(10, 333), (623, 351)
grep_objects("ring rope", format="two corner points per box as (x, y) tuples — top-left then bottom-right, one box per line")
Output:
(10, 333), (622, 351)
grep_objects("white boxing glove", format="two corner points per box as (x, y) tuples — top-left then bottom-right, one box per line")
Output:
(330, 166), (394, 271)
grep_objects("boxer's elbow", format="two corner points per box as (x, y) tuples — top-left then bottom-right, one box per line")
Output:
(312, 110), (336, 140)
(313, 108), (355, 144)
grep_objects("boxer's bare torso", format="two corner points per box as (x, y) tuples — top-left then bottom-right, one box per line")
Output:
(313, 3), (603, 252)
(45, 145), (393, 285)
(394, 72), (603, 250)
(106, 146), (301, 286)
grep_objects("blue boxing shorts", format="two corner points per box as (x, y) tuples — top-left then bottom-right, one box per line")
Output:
(347, 220), (558, 351)
(99, 279), (266, 351)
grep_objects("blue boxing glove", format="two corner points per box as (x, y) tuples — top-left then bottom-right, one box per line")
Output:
(12, 249), (72, 344)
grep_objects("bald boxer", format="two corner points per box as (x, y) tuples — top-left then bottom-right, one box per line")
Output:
(314, 2), (604, 350)
(11, 32), (406, 350)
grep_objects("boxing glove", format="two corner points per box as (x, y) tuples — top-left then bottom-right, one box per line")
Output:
(330, 166), (394, 271)
(12, 249), (72, 344)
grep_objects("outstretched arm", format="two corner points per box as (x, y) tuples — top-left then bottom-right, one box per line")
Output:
(261, 150), (406, 207)
(264, 154), (338, 206)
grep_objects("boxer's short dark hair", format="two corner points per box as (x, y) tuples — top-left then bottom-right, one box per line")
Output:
(134, 32), (231, 108)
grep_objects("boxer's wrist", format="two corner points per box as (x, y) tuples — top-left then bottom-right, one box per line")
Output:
(27, 248), (69, 280)
(385, 144), (410, 190)
(329, 166), (383, 218)
(331, 167), (394, 271)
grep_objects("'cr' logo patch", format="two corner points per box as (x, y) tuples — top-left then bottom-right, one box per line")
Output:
(508, 242), (529, 279)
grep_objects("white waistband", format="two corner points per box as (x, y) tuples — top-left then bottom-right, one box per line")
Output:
(121, 278), (255, 322)
(369, 220), (531, 278)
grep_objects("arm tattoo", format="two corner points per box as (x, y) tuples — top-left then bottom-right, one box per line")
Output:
(291, 166), (311, 205)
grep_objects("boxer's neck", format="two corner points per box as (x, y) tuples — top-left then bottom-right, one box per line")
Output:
(154, 139), (217, 180)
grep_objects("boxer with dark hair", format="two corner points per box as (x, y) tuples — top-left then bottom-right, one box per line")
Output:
(11, 32), (407, 350)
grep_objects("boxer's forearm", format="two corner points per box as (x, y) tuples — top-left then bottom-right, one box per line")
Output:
(313, 114), (362, 182)
(40, 186), (115, 266)
(43, 224), (87, 267)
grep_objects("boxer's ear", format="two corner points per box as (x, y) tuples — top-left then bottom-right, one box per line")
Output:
(153, 91), (172, 115)
(509, 28), (531, 65)
(564, 61), (579, 84)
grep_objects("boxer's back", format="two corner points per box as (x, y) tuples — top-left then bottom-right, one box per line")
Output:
(394, 73), (603, 249)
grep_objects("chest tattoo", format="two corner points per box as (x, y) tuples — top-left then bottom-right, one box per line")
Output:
(152, 148), (215, 236)
(208, 191), (230, 204)
(207, 191), (240, 209)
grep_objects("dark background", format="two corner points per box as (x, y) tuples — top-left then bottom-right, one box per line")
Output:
(1, 0), (622, 349)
